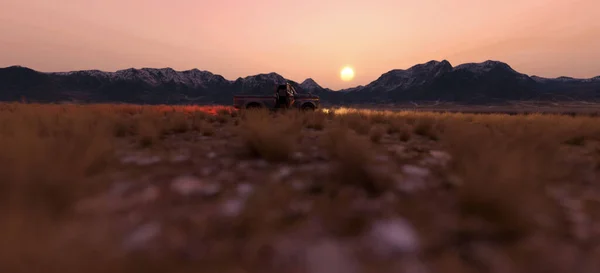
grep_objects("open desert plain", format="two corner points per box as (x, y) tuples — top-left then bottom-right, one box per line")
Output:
(2, 0), (600, 272)
(2, 102), (600, 273)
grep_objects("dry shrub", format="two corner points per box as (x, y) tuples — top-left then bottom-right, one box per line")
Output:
(369, 125), (386, 143)
(238, 110), (301, 162)
(564, 135), (586, 146)
(161, 111), (190, 134)
(0, 106), (115, 216)
(302, 110), (327, 130)
(339, 112), (371, 135)
(442, 119), (565, 242)
(414, 117), (438, 140)
(113, 118), (134, 137)
(322, 126), (391, 197)
(387, 120), (412, 142)
(369, 112), (390, 124)
(199, 120), (215, 136)
(137, 119), (160, 147)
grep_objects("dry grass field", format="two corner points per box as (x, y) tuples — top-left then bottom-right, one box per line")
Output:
(1, 102), (600, 273)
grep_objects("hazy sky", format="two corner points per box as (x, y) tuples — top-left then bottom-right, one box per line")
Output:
(1, 0), (599, 90)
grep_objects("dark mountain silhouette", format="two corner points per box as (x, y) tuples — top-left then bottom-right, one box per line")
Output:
(1, 60), (599, 104)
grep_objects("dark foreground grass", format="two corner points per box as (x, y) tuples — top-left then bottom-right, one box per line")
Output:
(1, 103), (600, 273)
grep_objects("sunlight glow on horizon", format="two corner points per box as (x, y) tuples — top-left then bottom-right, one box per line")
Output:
(1, 0), (599, 90)
(340, 66), (355, 82)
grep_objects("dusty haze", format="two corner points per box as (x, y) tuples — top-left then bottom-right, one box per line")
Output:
(1, 0), (599, 89)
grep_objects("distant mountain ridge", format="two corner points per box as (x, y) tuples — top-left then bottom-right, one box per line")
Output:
(1, 60), (599, 104)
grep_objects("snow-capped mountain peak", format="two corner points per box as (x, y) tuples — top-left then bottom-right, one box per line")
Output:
(300, 78), (322, 91)
(366, 60), (453, 91)
(454, 60), (514, 74)
(48, 67), (228, 88)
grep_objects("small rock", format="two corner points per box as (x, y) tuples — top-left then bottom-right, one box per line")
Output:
(368, 218), (419, 256)
(429, 150), (451, 165)
(136, 155), (162, 166)
(221, 199), (245, 217)
(396, 179), (426, 193)
(402, 165), (430, 178)
(388, 145), (406, 155)
(136, 185), (160, 203)
(207, 152), (217, 159)
(120, 154), (162, 166)
(123, 222), (161, 251)
(237, 161), (250, 170)
(120, 155), (139, 164)
(273, 166), (293, 181)
(171, 175), (220, 197)
(292, 152), (305, 161)
(237, 183), (254, 198)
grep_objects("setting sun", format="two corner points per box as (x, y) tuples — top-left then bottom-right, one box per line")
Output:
(340, 66), (355, 81)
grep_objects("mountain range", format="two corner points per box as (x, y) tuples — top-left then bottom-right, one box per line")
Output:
(1, 60), (599, 105)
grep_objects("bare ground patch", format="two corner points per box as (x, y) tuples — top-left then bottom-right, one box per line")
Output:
(1, 103), (600, 272)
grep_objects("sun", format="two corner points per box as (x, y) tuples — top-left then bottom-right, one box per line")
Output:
(340, 66), (355, 81)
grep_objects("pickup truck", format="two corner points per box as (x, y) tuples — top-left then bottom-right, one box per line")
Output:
(233, 83), (320, 110)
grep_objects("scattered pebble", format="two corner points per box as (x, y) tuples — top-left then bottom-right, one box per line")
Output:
(120, 154), (162, 166)
(368, 218), (419, 257)
(137, 155), (162, 166)
(428, 150), (451, 166)
(401, 165), (430, 178)
(207, 152), (217, 159)
(237, 183), (254, 198)
(120, 155), (139, 164)
(292, 152), (305, 161)
(395, 175), (426, 193)
(123, 222), (161, 251)
(388, 145), (406, 155)
(237, 161), (250, 170)
(396, 165), (430, 193)
(221, 198), (245, 217)
(273, 166), (293, 181)
(136, 185), (160, 203)
(171, 175), (220, 197)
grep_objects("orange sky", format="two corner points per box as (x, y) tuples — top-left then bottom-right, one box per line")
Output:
(1, 0), (599, 90)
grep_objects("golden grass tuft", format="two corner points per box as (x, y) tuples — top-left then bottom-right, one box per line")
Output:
(237, 110), (301, 162)
(2, 102), (600, 272)
(322, 126), (392, 197)
(369, 124), (386, 143)
(442, 118), (568, 242)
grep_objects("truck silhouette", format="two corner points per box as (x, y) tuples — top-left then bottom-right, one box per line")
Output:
(233, 83), (320, 110)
